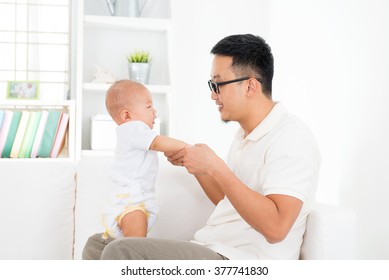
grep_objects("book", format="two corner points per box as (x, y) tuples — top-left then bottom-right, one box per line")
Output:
(30, 110), (49, 158)
(37, 110), (61, 158)
(1, 111), (22, 158)
(0, 110), (14, 157)
(18, 111), (42, 158)
(10, 110), (30, 158)
(50, 112), (69, 158)
(0, 110), (4, 131)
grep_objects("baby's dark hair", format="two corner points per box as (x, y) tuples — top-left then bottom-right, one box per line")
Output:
(211, 34), (274, 96)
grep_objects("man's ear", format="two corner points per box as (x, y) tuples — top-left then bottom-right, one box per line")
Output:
(247, 78), (260, 97)
(120, 110), (132, 121)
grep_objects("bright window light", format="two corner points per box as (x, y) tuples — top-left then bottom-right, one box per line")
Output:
(0, 0), (71, 101)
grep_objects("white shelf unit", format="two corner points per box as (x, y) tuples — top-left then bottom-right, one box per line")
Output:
(83, 82), (171, 94)
(76, 0), (173, 159)
(84, 15), (171, 31)
(0, 100), (76, 161)
(81, 149), (114, 158)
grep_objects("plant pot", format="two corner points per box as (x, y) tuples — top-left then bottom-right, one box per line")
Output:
(128, 63), (150, 84)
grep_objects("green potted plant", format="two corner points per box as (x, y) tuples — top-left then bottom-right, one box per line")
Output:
(127, 51), (151, 84)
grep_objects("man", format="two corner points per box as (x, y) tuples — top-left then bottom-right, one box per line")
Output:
(83, 34), (320, 260)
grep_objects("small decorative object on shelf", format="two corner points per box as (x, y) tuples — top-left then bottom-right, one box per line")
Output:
(7, 81), (39, 100)
(127, 51), (151, 84)
(91, 64), (116, 84)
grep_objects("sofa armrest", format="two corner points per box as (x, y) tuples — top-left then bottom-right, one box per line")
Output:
(300, 202), (357, 260)
(0, 161), (76, 259)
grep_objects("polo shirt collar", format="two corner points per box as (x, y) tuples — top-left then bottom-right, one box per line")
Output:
(236, 102), (287, 142)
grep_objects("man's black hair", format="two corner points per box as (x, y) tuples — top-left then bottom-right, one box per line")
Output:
(211, 34), (274, 96)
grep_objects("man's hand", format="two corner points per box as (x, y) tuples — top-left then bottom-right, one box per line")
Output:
(181, 144), (223, 175)
(165, 144), (222, 175)
(164, 147), (186, 166)
(166, 144), (226, 205)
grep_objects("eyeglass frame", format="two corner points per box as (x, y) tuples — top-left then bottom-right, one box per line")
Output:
(208, 76), (263, 94)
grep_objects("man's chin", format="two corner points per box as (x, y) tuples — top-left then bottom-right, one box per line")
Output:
(219, 112), (230, 123)
(221, 117), (230, 124)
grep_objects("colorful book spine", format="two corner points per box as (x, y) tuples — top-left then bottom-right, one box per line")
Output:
(50, 112), (69, 158)
(37, 110), (61, 158)
(30, 110), (49, 158)
(10, 110), (30, 158)
(1, 111), (22, 158)
(0, 111), (14, 157)
(0, 110), (4, 131)
(18, 111), (42, 158)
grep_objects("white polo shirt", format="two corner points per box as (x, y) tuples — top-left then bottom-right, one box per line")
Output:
(193, 102), (321, 259)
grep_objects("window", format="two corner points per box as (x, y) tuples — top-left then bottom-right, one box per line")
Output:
(0, 0), (71, 101)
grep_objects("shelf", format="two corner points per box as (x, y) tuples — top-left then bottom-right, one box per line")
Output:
(0, 157), (74, 163)
(0, 100), (75, 108)
(81, 150), (114, 157)
(84, 15), (171, 32)
(83, 83), (170, 94)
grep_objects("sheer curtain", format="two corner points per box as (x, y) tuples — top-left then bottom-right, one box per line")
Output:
(0, 0), (70, 101)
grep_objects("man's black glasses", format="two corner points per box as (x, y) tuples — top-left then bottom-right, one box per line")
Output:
(208, 77), (262, 94)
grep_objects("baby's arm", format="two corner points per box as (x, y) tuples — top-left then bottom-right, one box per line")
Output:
(149, 135), (187, 153)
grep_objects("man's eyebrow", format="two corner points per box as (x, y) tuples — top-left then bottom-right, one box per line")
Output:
(211, 74), (220, 80)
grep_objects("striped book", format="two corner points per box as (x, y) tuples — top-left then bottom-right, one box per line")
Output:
(50, 112), (69, 158)
(10, 110), (30, 158)
(1, 111), (22, 158)
(37, 110), (61, 158)
(30, 110), (49, 158)
(0, 110), (4, 131)
(18, 111), (42, 158)
(0, 111), (13, 157)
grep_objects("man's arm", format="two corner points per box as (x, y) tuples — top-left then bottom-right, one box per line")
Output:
(194, 174), (225, 205)
(182, 144), (303, 244)
(149, 135), (187, 153)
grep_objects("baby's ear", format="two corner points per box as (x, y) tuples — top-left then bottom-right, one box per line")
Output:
(120, 110), (131, 121)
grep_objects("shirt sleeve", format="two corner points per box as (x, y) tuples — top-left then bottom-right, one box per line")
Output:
(131, 121), (158, 150)
(262, 123), (320, 203)
(117, 121), (158, 151)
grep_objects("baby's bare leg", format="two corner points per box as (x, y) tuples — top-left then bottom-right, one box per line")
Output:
(120, 210), (147, 237)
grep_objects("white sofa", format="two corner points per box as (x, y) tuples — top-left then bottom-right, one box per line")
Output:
(0, 160), (76, 259)
(0, 157), (357, 260)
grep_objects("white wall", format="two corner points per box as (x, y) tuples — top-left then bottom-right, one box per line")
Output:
(170, 0), (271, 157)
(170, 0), (389, 259)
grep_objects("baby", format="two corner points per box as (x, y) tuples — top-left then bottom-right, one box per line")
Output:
(101, 79), (188, 239)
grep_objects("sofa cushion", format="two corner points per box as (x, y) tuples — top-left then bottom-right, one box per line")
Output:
(0, 161), (76, 259)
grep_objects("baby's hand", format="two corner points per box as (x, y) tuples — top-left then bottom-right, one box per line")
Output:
(164, 144), (191, 166)
(165, 151), (183, 166)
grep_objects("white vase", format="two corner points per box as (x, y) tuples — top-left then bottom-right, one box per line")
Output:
(128, 63), (150, 84)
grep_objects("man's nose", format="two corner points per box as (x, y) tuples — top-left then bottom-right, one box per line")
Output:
(211, 90), (218, 100)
